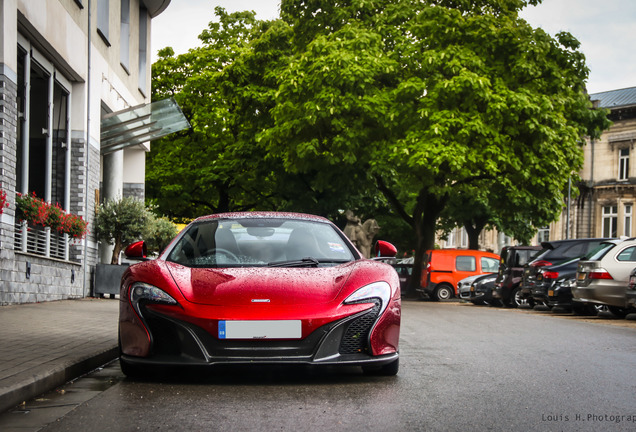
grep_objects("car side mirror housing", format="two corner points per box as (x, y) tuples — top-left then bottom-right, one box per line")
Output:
(124, 241), (147, 260)
(374, 240), (397, 258)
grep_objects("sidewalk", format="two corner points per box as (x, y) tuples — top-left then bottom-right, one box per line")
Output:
(0, 298), (119, 413)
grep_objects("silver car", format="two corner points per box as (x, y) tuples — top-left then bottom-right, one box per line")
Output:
(457, 274), (485, 301)
(574, 239), (636, 317)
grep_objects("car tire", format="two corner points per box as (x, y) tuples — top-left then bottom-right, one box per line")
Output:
(508, 286), (523, 308)
(119, 357), (146, 379)
(433, 284), (454, 301)
(363, 358), (399, 376)
(608, 306), (628, 318)
(572, 302), (597, 316)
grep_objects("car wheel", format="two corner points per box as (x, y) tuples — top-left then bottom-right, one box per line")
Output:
(363, 358), (399, 376)
(119, 335), (147, 379)
(608, 306), (628, 318)
(509, 286), (525, 308)
(119, 357), (147, 379)
(433, 284), (454, 301)
(572, 302), (597, 316)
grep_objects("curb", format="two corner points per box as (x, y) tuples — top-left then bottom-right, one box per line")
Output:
(0, 346), (119, 413)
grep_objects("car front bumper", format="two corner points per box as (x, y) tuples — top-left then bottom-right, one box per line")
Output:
(120, 302), (398, 368)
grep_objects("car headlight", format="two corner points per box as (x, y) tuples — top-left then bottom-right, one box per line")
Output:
(129, 282), (178, 316)
(344, 281), (391, 316)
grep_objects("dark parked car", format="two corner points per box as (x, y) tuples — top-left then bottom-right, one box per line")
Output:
(469, 273), (498, 305)
(492, 245), (541, 308)
(392, 259), (413, 294)
(520, 238), (612, 308)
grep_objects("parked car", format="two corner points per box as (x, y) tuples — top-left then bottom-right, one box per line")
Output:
(539, 241), (621, 312)
(118, 212), (401, 377)
(392, 258), (414, 294)
(469, 273), (498, 305)
(627, 267), (636, 312)
(418, 249), (500, 301)
(520, 238), (612, 307)
(492, 245), (541, 308)
(458, 274), (487, 301)
(574, 238), (636, 318)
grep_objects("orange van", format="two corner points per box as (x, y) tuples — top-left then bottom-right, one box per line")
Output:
(417, 249), (500, 301)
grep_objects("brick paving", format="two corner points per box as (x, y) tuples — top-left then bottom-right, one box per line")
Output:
(0, 298), (119, 413)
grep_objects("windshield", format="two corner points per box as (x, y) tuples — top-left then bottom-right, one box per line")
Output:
(166, 218), (356, 268)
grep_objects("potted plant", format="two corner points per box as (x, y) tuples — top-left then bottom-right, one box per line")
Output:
(94, 196), (148, 297)
(95, 196), (148, 264)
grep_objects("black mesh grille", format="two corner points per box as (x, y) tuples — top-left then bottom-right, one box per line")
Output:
(339, 301), (381, 354)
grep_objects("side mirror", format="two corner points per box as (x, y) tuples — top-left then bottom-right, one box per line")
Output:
(124, 241), (147, 260)
(374, 240), (397, 258)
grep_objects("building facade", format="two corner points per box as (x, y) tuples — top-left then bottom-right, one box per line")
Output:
(0, 0), (170, 305)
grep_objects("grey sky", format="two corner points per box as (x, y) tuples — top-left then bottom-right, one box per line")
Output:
(152, 0), (635, 94)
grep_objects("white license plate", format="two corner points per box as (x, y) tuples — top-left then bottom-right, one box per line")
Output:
(218, 320), (302, 339)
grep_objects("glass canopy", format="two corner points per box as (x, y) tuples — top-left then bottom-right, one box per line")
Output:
(100, 97), (189, 155)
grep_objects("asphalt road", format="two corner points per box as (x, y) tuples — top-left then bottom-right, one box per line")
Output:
(5, 300), (636, 432)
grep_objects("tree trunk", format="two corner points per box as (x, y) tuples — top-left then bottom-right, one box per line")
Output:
(464, 223), (481, 250)
(405, 191), (447, 296)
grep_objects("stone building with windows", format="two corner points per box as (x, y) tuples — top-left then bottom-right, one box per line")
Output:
(571, 87), (636, 239)
(0, 0), (174, 305)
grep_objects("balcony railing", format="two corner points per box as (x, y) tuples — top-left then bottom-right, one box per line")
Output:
(14, 222), (69, 261)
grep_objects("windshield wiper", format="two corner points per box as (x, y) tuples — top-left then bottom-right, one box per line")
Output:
(268, 257), (320, 268)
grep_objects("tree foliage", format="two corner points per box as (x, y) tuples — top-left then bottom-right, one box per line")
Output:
(267, 0), (610, 291)
(147, 1), (610, 294)
(95, 197), (148, 265)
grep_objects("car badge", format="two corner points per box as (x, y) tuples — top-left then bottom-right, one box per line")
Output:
(251, 299), (270, 303)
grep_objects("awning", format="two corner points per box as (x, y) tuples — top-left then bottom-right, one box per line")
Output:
(100, 97), (190, 155)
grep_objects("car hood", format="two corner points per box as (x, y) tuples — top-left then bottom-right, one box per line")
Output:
(165, 261), (355, 306)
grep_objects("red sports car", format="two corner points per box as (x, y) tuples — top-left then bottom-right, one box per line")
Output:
(118, 212), (401, 377)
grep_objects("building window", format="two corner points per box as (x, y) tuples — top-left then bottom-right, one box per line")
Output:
(138, 6), (148, 94)
(625, 204), (632, 237)
(97, 0), (110, 45)
(537, 226), (550, 243)
(603, 205), (618, 238)
(460, 227), (468, 248)
(619, 147), (630, 181)
(16, 41), (72, 261)
(120, 0), (130, 72)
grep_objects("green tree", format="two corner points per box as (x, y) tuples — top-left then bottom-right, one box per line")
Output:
(95, 197), (148, 265)
(148, 8), (284, 219)
(148, 7), (379, 221)
(143, 212), (178, 255)
(266, 0), (610, 293)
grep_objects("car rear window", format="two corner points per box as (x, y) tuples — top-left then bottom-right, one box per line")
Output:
(584, 242), (616, 261)
(456, 256), (476, 271)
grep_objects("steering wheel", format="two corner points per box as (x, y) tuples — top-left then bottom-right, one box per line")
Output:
(207, 248), (239, 263)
